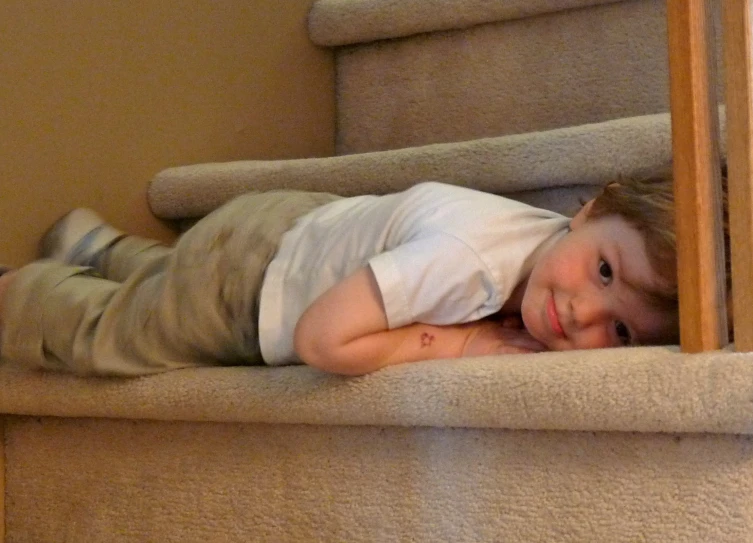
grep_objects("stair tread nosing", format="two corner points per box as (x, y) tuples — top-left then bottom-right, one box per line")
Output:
(308, 0), (627, 46)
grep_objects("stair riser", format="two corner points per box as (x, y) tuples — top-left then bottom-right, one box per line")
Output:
(335, 0), (723, 154)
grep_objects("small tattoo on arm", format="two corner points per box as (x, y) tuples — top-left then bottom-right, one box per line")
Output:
(420, 332), (435, 347)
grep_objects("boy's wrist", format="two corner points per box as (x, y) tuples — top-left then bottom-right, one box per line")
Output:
(393, 322), (471, 362)
(461, 320), (545, 357)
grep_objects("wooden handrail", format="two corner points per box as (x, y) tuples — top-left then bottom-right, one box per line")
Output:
(723, 0), (753, 351)
(666, 0), (729, 352)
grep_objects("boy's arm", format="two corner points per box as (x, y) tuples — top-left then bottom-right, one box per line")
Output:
(293, 267), (544, 375)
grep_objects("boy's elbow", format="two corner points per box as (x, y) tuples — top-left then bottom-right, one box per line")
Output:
(294, 322), (373, 376)
(293, 325), (332, 372)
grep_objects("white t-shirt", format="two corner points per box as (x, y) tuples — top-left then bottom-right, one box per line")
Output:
(258, 182), (570, 365)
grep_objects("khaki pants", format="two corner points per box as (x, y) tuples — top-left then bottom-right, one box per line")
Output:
(1, 191), (339, 376)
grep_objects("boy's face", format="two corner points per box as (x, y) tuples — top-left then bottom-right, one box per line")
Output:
(521, 208), (678, 351)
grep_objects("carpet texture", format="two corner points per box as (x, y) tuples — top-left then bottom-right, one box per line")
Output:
(308, 0), (625, 46)
(330, 0), (722, 154)
(4, 347), (753, 542)
(2, 346), (753, 433)
(149, 111), (684, 220)
(6, 417), (753, 542)
(1, 0), (742, 541)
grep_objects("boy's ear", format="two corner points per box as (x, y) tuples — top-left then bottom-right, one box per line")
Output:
(570, 199), (595, 230)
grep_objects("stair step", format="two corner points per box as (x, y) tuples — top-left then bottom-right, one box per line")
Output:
(330, 0), (691, 153)
(1, 346), (751, 433)
(148, 112), (694, 220)
(309, 0), (625, 47)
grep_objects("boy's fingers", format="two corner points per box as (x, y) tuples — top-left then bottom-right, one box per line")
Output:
(497, 328), (547, 352)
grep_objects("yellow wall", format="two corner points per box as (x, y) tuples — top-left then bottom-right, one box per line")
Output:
(0, 0), (335, 265)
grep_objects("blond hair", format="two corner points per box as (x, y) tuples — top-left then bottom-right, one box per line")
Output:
(583, 174), (731, 342)
(586, 177), (680, 313)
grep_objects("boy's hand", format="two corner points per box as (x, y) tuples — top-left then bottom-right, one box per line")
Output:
(462, 320), (547, 357)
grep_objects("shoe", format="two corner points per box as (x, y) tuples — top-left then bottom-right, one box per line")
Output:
(39, 208), (125, 267)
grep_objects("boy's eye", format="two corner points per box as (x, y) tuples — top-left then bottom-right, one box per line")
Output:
(615, 321), (632, 345)
(598, 259), (613, 284)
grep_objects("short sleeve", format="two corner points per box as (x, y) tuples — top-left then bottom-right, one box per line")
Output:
(368, 234), (501, 329)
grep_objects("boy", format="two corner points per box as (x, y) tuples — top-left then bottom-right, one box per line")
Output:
(0, 179), (679, 377)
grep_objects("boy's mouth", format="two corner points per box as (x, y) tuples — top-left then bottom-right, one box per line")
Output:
(547, 295), (565, 338)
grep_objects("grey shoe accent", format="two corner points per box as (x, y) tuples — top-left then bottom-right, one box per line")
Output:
(39, 209), (125, 267)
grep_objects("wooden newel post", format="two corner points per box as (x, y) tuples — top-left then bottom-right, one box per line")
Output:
(666, 0), (728, 352)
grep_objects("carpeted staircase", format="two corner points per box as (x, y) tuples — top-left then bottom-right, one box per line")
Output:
(3, 1), (750, 542)
(312, 0), (681, 154)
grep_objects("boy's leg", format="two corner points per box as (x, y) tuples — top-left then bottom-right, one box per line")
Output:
(1, 190), (339, 376)
(40, 208), (171, 282)
(98, 236), (171, 283)
(0, 260), (213, 375)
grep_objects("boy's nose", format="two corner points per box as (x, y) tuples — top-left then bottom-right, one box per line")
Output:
(571, 293), (610, 327)
(570, 293), (615, 348)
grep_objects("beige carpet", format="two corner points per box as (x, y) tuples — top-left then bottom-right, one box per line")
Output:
(308, 0), (625, 46)
(2, 0), (744, 541)
(149, 111), (683, 220)
(4, 346), (753, 542)
(324, 0), (723, 154)
(6, 417), (753, 542)
(2, 346), (753, 432)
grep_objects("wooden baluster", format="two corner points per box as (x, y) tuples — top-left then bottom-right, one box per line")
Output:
(723, 0), (753, 351)
(667, 0), (728, 351)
